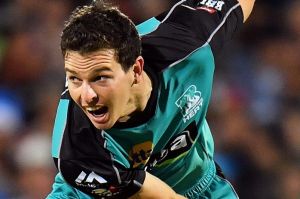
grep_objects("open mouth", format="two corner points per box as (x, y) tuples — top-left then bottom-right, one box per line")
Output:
(86, 106), (108, 117)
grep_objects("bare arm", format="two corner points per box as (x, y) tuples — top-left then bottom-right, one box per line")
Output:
(237, 0), (255, 22)
(129, 172), (187, 199)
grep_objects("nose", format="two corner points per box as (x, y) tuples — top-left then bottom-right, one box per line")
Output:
(81, 82), (98, 105)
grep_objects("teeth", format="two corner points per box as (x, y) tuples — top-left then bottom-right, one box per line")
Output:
(86, 107), (101, 111)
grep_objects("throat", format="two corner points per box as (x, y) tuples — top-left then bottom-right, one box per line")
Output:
(117, 99), (144, 123)
(118, 72), (153, 123)
(114, 69), (157, 128)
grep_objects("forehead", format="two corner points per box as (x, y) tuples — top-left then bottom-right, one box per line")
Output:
(64, 49), (119, 71)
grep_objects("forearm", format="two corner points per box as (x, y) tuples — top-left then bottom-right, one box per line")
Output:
(129, 172), (187, 199)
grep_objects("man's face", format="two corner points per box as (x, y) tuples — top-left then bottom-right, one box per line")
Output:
(64, 49), (135, 129)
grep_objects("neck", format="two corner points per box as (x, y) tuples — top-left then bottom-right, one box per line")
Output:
(118, 71), (152, 122)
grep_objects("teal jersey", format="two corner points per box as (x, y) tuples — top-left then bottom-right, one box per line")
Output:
(105, 45), (216, 194)
(48, 0), (243, 198)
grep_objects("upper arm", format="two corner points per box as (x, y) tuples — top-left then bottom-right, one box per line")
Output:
(140, 0), (245, 68)
(237, 0), (255, 22)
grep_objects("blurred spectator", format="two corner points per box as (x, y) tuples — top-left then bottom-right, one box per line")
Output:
(13, 132), (54, 199)
(280, 107), (300, 162)
(279, 163), (300, 199)
(210, 0), (300, 198)
(285, 1), (300, 40)
(0, 90), (23, 198)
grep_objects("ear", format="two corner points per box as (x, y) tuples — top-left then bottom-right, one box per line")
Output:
(132, 56), (144, 83)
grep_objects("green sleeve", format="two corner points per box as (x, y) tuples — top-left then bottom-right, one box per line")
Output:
(46, 173), (92, 199)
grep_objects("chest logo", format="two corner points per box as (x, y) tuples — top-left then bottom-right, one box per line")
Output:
(175, 85), (203, 123)
(129, 141), (153, 168)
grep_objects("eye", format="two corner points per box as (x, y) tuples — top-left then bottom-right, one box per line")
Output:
(93, 75), (109, 82)
(68, 76), (82, 83)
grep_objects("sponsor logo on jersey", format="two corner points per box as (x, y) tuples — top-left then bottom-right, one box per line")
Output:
(129, 141), (153, 168)
(75, 171), (121, 197)
(175, 85), (203, 123)
(196, 0), (225, 12)
(146, 122), (198, 168)
(91, 187), (119, 197)
(75, 171), (107, 188)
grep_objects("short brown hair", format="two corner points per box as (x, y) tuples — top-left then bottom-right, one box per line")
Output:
(61, 0), (141, 71)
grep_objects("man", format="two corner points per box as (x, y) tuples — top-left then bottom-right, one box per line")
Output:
(47, 0), (255, 198)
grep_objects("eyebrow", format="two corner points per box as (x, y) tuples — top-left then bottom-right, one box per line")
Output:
(93, 67), (113, 73)
(65, 68), (77, 74)
(65, 67), (113, 74)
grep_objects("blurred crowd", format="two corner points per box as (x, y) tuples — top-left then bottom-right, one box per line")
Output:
(0, 0), (299, 198)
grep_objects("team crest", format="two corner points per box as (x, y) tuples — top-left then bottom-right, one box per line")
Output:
(175, 85), (203, 123)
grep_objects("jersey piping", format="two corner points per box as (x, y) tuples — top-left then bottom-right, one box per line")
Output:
(52, 99), (69, 158)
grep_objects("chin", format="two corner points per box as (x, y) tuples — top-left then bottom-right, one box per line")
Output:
(92, 121), (114, 130)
